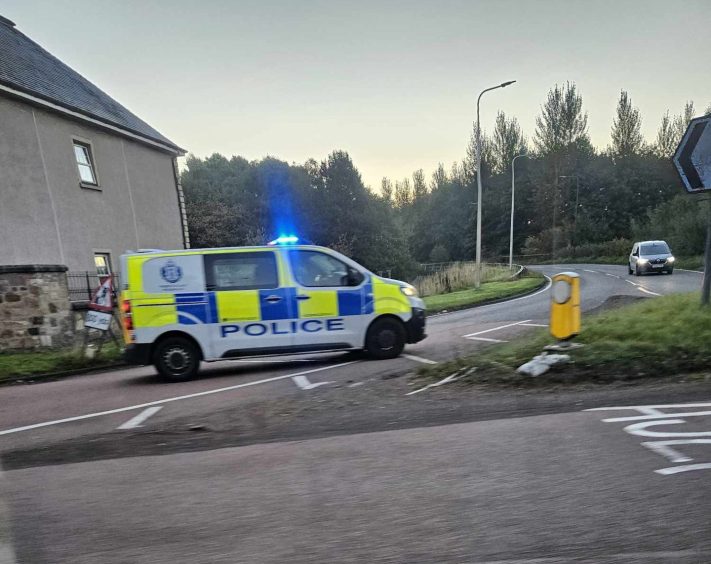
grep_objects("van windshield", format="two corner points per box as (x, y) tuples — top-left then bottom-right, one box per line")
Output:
(640, 242), (670, 255)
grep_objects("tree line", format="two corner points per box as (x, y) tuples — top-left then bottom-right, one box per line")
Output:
(182, 83), (711, 278)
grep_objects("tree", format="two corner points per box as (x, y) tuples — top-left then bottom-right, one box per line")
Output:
(655, 111), (675, 158)
(491, 111), (527, 174)
(394, 178), (412, 208)
(381, 178), (393, 202)
(611, 90), (644, 158)
(412, 169), (428, 201)
(534, 82), (590, 155)
(656, 102), (696, 158)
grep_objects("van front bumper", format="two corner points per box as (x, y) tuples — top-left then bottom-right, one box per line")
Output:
(405, 308), (426, 343)
(124, 343), (152, 365)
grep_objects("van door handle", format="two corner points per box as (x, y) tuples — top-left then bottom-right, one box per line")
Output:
(264, 295), (282, 303)
(296, 295), (311, 301)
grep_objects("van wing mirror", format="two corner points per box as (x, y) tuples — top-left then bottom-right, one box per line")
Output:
(347, 269), (364, 286)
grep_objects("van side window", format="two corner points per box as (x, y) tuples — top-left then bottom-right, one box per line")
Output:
(289, 250), (363, 287)
(205, 252), (278, 291)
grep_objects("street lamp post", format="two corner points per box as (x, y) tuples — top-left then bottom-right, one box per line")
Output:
(509, 153), (529, 269)
(475, 80), (516, 288)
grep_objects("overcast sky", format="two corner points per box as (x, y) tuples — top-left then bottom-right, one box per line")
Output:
(2, 0), (710, 187)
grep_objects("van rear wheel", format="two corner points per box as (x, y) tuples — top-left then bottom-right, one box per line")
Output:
(365, 317), (406, 360)
(154, 336), (200, 381)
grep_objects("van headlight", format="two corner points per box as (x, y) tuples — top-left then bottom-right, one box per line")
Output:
(400, 285), (418, 297)
(667, 256), (675, 263)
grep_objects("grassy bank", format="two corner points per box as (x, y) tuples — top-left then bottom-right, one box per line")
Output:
(0, 344), (123, 383)
(419, 292), (711, 386)
(423, 272), (545, 314)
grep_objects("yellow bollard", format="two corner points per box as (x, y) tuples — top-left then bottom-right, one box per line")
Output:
(550, 272), (580, 341)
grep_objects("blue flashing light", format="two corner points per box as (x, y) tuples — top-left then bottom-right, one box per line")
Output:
(268, 235), (300, 245)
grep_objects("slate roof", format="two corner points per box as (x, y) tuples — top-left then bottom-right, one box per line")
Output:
(0, 16), (184, 153)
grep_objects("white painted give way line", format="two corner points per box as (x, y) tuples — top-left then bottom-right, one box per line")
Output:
(0, 361), (360, 437)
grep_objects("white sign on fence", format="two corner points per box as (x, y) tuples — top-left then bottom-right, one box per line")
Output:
(85, 310), (112, 331)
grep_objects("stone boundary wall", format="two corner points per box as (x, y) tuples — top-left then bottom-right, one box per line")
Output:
(0, 265), (74, 351)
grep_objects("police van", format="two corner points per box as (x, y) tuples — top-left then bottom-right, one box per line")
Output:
(119, 239), (426, 381)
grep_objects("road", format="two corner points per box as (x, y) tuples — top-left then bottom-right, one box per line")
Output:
(0, 264), (708, 563)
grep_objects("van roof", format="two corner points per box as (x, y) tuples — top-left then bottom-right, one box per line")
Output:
(122, 244), (327, 257)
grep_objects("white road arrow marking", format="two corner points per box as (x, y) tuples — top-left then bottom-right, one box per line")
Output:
(291, 375), (331, 390)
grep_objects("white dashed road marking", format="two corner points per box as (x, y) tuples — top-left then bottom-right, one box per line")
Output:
(587, 402), (711, 475)
(583, 269), (597, 273)
(0, 361), (360, 436)
(401, 354), (438, 365)
(519, 323), (547, 328)
(117, 406), (163, 430)
(638, 287), (662, 296)
(625, 279), (638, 286)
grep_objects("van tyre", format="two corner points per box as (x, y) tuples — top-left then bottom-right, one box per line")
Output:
(154, 336), (200, 381)
(365, 317), (406, 360)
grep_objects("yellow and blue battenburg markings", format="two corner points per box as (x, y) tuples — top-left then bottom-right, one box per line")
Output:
(171, 278), (378, 326)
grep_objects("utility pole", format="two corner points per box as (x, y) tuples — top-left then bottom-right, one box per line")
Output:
(702, 199), (711, 305)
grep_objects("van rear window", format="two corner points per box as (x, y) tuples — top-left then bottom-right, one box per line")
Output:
(204, 252), (278, 291)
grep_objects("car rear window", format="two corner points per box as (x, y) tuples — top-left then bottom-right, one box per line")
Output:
(640, 243), (670, 255)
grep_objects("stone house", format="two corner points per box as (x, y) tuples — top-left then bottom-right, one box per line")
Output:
(0, 14), (190, 275)
(0, 15), (190, 350)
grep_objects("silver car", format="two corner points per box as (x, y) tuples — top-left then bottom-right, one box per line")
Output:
(628, 240), (675, 275)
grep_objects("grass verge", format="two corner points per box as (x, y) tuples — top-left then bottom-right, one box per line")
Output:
(0, 344), (123, 383)
(417, 292), (711, 387)
(423, 272), (545, 314)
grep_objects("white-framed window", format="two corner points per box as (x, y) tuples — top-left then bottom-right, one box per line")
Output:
(73, 140), (98, 186)
(94, 253), (112, 277)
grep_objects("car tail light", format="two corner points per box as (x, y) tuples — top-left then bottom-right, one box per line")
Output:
(121, 299), (133, 332)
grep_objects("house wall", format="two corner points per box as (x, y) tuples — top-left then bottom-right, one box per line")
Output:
(0, 95), (185, 273)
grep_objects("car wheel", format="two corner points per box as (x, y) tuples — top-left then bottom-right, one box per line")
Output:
(365, 317), (406, 360)
(628, 263), (633, 275)
(667, 268), (674, 275)
(153, 336), (200, 381)
(635, 265), (641, 276)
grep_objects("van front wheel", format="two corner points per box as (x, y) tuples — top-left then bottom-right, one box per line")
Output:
(154, 336), (200, 381)
(365, 317), (406, 360)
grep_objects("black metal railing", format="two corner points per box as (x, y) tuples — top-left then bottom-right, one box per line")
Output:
(67, 272), (119, 303)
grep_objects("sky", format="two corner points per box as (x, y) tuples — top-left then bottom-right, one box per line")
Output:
(2, 0), (710, 188)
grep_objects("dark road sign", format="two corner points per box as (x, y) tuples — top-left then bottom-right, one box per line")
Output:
(673, 115), (711, 193)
